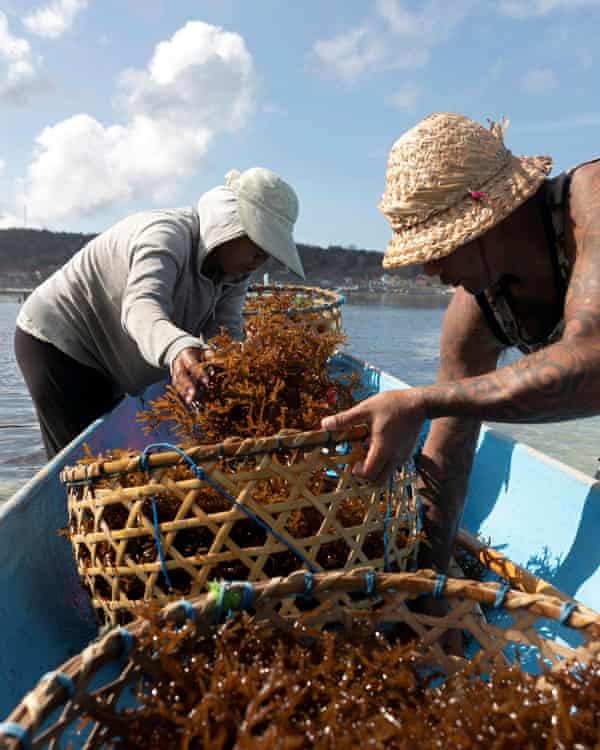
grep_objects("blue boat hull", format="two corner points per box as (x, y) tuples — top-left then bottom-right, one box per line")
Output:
(1, 352), (599, 715)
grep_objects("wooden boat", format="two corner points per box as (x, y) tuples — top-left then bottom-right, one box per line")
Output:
(1, 351), (599, 718)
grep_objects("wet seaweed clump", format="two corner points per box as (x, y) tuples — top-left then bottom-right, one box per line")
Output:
(137, 309), (357, 443)
(89, 611), (600, 750)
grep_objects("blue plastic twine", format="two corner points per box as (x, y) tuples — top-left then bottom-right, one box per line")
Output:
(140, 443), (316, 573)
(559, 600), (577, 625)
(494, 581), (511, 609)
(152, 495), (173, 590)
(240, 581), (254, 609)
(40, 671), (75, 698)
(0, 723), (31, 749)
(216, 581), (230, 623)
(139, 451), (173, 590)
(432, 574), (448, 599)
(116, 627), (134, 658)
(383, 476), (394, 572)
(177, 599), (197, 624)
(365, 569), (376, 595)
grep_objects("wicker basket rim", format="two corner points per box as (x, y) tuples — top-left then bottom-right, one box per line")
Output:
(59, 424), (370, 485)
(8, 571), (600, 718)
(4, 569), (600, 742)
(243, 284), (344, 316)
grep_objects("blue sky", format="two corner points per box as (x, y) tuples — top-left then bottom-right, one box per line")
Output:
(0, 0), (599, 251)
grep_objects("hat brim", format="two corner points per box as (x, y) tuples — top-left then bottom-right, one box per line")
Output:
(381, 154), (553, 269)
(237, 201), (305, 279)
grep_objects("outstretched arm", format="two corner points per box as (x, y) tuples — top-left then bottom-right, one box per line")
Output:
(323, 161), (600, 483)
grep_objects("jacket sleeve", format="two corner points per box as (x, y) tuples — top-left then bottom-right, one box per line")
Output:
(121, 219), (207, 369)
(203, 277), (250, 341)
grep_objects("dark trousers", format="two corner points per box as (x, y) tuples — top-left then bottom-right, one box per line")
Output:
(14, 327), (123, 459)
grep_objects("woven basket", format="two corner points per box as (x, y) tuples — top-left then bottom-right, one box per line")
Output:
(243, 284), (345, 332)
(2, 569), (599, 750)
(60, 426), (419, 626)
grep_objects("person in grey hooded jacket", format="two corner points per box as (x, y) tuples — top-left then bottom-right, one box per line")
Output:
(14, 167), (305, 458)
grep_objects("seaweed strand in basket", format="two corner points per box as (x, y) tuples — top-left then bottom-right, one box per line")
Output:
(113, 620), (600, 750)
(11, 573), (600, 748)
(136, 310), (358, 443)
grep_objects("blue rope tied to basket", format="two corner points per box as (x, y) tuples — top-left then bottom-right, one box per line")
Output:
(383, 475), (394, 572)
(494, 581), (511, 609)
(559, 600), (577, 625)
(178, 599), (198, 624)
(40, 671), (75, 698)
(365, 569), (376, 595)
(210, 571), (385, 625)
(116, 627), (134, 658)
(151, 494), (173, 591)
(139, 443), (317, 584)
(432, 574), (448, 599)
(0, 723), (31, 749)
(210, 580), (255, 622)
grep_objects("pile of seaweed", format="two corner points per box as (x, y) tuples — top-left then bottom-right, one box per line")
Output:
(136, 310), (357, 443)
(89, 610), (600, 749)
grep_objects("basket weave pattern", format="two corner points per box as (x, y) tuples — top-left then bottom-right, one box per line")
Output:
(3, 570), (600, 750)
(61, 427), (419, 626)
(243, 284), (344, 332)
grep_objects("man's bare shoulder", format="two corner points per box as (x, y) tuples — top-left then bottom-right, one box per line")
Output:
(568, 159), (600, 225)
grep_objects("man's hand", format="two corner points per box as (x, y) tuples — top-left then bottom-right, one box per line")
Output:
(171, 347), (218, 405)
(321, 388), (427, 484)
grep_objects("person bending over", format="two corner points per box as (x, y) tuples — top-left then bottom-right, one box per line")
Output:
(15, 167), (304, 458)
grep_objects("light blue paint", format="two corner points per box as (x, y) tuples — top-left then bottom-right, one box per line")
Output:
(1, 353), (599, 723)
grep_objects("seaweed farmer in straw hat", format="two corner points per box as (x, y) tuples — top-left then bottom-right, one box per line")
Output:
(323, 112), (600, 576)
(15, 167), (305, 458)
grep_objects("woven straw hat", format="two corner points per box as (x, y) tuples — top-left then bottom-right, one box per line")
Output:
(225, 167), (305, 278)
(380, 113), (553, 268)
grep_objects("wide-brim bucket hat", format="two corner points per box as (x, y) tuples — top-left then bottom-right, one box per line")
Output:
(225, 167), (305, 278)
(379, 113), (553, 269)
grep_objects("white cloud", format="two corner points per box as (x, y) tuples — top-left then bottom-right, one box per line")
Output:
(23, 0), (88, 39)
(499, 0), (600, 17)
(521, 67), (558, 94)
(309, 0), (595, 82)
(18, 21), (256, 224)
(377, 0), (474, 42)
(310, 25), (393, 81)
(0, 159), (5, 175)
(309, 0), (473, 81)
(390, 81), (422, 110)
(117, 21), (254, 131)
(0, 11), (45, 104)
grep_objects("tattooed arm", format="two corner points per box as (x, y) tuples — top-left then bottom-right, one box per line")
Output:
(321, 162), (600, 491)
(423, 161), (600, 423)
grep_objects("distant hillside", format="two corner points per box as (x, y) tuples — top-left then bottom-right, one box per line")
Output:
(0, 228), (420, 286)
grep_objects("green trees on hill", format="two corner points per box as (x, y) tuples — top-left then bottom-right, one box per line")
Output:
(0, 229), (420, 285)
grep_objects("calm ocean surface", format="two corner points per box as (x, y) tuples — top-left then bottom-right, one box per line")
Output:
(1, 293), (600, 502)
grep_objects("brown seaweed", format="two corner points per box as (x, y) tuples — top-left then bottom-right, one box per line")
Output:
(87, 610), (600, 749)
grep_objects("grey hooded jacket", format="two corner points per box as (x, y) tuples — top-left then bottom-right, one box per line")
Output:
(16, 208), (249, 396)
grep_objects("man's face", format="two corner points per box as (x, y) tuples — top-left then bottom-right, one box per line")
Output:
(215, 236), (269, 278)
(423, 238), (494, 295)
